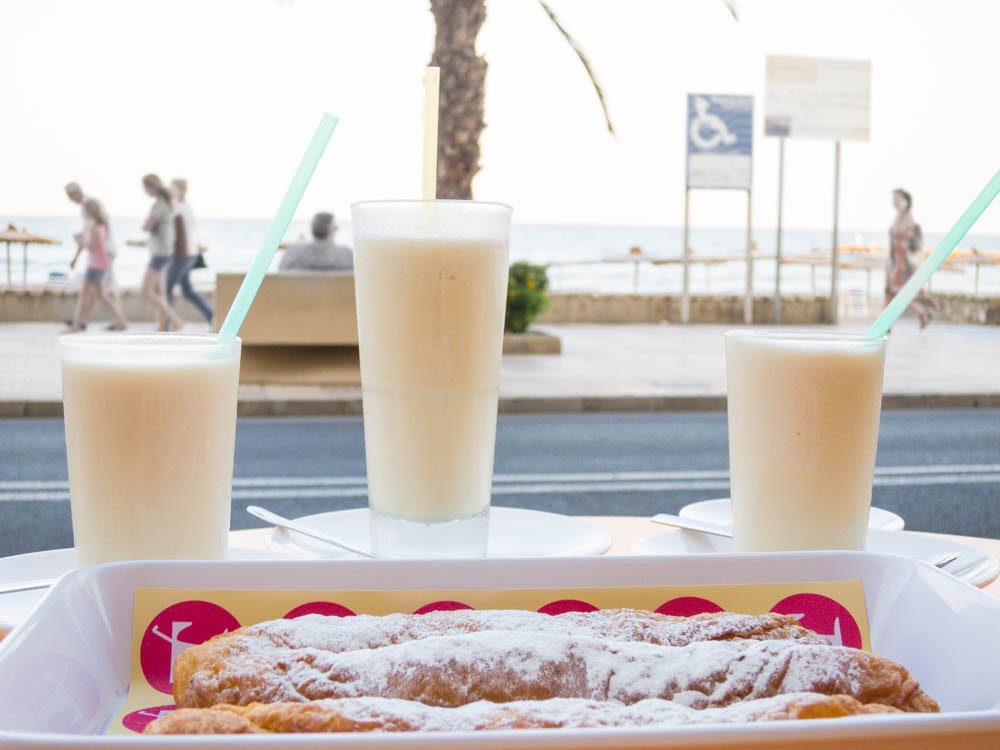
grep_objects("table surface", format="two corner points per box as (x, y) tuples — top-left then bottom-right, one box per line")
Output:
(229, 515), (1000, 597)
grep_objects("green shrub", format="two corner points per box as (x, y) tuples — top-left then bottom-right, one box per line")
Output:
(505, 261), (549, 334)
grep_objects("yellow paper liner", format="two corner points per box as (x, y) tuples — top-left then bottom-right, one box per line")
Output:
(111, 579), (868, 735)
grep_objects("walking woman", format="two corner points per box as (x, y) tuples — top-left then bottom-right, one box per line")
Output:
(166, 178), (213, 323)
(66, 198), (127, 332)
(141, 174), (183, 331)
(886, 188), (934, 329)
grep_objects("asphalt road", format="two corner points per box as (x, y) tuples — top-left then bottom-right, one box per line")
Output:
(1, 410), (999, 557)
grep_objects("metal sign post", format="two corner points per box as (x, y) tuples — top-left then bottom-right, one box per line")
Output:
(684, 93), (754, 324)
(682, 189), (692, 323)
(745, 189), (754, 324)
(831, 141), (842, 323)
(774, 138), (785, 323)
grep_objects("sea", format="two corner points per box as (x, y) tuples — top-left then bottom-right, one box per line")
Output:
(4, 215), (1000, 298)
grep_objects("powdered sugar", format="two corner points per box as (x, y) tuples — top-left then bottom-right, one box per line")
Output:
(186, 628), (903, 710)
(236, 608), (824, 655)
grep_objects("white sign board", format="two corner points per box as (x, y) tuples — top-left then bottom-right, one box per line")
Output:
(686, 94), (753, 191)
(764, 55), (871, 142)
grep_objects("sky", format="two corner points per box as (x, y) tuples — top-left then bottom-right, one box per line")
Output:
(2, 0), (1000, 234)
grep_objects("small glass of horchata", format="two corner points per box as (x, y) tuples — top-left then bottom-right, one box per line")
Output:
(60, 333), (241, 565)
(725, 330), (887, 552)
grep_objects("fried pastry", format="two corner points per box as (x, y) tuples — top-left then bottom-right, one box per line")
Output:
(175, 628), (937, 712)
(173, 608), (824, 703)
(146, 694), (900, 735)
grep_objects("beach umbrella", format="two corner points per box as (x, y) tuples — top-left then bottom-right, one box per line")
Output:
(0, 226), (60, 286)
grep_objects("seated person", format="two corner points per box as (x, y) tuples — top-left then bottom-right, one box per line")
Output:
(279, 212), (353, 271)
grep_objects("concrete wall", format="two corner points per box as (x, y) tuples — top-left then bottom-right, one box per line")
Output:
(537, 293), (832, 325)
(4, 286), (1000, 327)
(0, 286), (214, 324)
(934, 294), (1000, 326)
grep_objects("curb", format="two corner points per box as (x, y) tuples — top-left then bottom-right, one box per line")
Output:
(2, 392), (998, 418)
(880, 393), (1000, 409)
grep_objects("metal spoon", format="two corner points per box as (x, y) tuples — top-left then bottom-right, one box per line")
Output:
(650, 513), (961, 569)
(247, 505), (379, 559)
(0, 578), (58, 595)
(651, 513), (734, 538)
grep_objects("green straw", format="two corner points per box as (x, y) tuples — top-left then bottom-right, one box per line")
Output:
(217, 113), (339, 340)
(866, 167), (1000, 338)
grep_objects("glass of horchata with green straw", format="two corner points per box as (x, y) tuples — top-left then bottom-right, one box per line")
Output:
(727, 167), (1000, 552)
(61, 114), (338, 565)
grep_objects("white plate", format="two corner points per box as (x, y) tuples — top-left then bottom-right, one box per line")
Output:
(1, 554), (1000, 747)
(266, 507), (613, 559)
(679, 498), (906, 532)
(632, 527), (999, 587)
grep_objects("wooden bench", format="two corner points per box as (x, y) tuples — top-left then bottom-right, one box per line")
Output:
(213, 271), (359, 385)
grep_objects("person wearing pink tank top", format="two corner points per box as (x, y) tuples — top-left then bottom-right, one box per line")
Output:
(67, 198), (127, 333)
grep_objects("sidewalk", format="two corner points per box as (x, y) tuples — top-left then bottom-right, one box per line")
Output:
(2, 320), (999, 417)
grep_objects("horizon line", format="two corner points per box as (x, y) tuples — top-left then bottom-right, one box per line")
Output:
(5, 212), (998, 238)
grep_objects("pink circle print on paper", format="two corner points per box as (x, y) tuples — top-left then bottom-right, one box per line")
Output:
(537, 599), (599, 615)
(121, 704), (176, 734)
(413, 600), (474, 615)
(655, 597), (724, 617)
(285, 601), (357, 619)
(140, 600), (241, 695)
(771, 593), (862, 649)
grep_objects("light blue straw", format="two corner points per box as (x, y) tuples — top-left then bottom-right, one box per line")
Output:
(217, 113), (339, 340)
(867, 167), (1000, 338)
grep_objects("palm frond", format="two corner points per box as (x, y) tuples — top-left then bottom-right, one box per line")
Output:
(536, 0), (616, 137)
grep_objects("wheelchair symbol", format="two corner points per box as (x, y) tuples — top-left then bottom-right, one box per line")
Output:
(690, 96), (738, 151)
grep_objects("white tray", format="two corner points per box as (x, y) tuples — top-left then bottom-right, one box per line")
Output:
(0, 553), (999, 748)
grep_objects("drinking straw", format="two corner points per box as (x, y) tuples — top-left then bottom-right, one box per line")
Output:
(217, 113), (339, 340)
(866, 167), (1000, 338)
(422, 66), (440, 200)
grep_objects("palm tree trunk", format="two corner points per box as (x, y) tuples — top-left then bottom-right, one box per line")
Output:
(429, 0), (486, 200)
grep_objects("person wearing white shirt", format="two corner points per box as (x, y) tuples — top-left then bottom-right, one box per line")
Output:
(166, 178), (213, 323)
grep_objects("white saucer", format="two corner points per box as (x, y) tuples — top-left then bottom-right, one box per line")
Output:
(632, 527), (999, 587)
(679, 498), (905, 532)
(266, 507), (613, 559)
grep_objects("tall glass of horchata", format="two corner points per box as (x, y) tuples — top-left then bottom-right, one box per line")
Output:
(60, 334), (241, 565)
(351, 200), (512, 557)
(725, 330), (887, 552)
